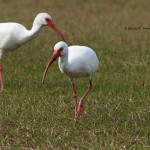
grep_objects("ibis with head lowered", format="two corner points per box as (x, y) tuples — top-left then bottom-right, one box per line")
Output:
(42, 41), (99, 122)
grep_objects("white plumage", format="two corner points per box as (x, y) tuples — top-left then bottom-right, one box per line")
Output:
(42, 41), (99, 122)
(58, 45), (99, 78)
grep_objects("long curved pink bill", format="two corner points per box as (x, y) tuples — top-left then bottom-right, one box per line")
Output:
(48, 23), (65, 41)
(42, 57), (54, 83)
(42, 50), (61, 83)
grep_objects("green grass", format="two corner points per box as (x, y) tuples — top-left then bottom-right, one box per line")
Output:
(0, 0), (150, 149)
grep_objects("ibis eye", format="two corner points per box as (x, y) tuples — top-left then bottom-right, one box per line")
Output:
(60, 48), (63, 51)
(45, 18), (51, 23)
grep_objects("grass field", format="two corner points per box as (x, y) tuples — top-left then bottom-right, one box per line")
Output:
(0, 0), (150, 149)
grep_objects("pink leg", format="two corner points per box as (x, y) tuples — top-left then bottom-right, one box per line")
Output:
(75, 79), (93, 120)
(71, 82), (78, 119)
(0, 59), (4, 91)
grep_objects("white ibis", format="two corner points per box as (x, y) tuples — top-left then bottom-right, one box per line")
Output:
(0, 12), (65, 91)
(42, 41), (99, 122)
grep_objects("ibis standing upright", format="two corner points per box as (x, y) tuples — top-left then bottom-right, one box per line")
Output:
(0, 12), (65, 91)
(42, 41), (99, 122)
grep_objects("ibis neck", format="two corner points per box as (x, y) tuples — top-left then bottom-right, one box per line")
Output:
(59, 55), (70, 72)
(27, 22), (43, 40)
